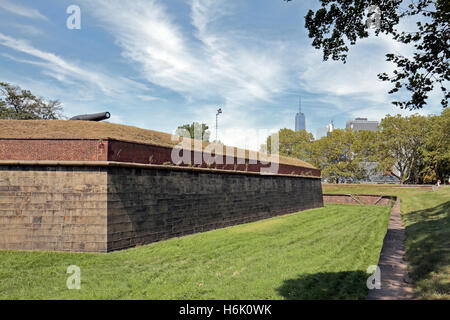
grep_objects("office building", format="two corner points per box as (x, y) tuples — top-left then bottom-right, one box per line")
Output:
(346, 118), (379, 132)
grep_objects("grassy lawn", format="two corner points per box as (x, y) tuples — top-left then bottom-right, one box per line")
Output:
(0, 204), (390, 300)
(323, 184), (450, 299)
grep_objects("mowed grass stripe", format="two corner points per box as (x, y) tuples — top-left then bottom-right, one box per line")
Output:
(0, 204), (390, 300)
(323, 185), (450, 300)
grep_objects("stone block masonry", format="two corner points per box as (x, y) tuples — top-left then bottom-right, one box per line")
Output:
(0, 165), (108, 252)
(0, 163), (323, 253)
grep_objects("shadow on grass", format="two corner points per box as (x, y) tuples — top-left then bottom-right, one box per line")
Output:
(276, 271), (368, 300)
(404, 201), (450, 297)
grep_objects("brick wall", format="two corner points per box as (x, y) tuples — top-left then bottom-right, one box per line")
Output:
(323, 194), (394, 206)
(0, 138), (321, 177)
(0, 139), (107, 161)
(107, 139), (321, 177)
(0, 163), (323, 252)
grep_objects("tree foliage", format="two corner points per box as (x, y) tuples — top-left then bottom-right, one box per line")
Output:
(285, 0), (449, 109)
(421, 108), (450, 182)
(266, 128), (314, 161)
(377, 114), (427, 183)
(268, 111), (449, 183)
(267, 128), (369, 183)
(310, 129), (365, 183)
(0, 82), (64, 119)
(176, 122), (211, 142)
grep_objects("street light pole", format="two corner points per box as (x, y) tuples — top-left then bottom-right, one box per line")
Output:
(216, 107), (222, 143)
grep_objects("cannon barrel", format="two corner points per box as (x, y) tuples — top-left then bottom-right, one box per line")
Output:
(70, 112), (111, 121)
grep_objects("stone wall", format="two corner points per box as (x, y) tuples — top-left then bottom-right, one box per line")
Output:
(0, 163), (323, 252)
(0, 165), (108, 252)
(107, 166), (323, 251)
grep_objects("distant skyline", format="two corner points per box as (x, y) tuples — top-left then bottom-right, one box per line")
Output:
(0, 0), (443, 150)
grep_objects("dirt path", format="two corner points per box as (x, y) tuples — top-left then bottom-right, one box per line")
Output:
(366, 199), (414, 300)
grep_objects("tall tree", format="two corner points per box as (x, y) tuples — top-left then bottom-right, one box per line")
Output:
(310, 129), (363, 183)
(377, 114), (427, 184)
(351, 129), (381, 179)
(285, 0), (449, 109)
(352, 129), (379, 163)
(176, 122), (211, 141)
(266, 128), (314, 161)
(421, 108), (450, 182)
(0, 82), (64, 119)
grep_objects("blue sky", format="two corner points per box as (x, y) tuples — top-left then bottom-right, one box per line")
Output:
(0, 0), (444, 149)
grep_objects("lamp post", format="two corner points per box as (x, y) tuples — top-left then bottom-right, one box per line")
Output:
(216, 107), (222, 143)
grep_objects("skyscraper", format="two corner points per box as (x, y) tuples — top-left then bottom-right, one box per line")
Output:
(295, 97), (306, 131)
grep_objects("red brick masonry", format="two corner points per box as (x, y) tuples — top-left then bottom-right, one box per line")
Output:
(322, 193), (393, 206)
(0, 138), (321, 177)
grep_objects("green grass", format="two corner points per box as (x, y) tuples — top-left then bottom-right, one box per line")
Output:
(323, 184), (450, 299)
(0, 204), (390, 300)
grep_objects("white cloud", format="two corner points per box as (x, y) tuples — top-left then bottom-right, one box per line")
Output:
(108, 114), (124, 124)
(0, 0), (48, 21)
(76, 0), (298, 149)
(0, 32), (110, 93)
(0, 32), (148, 97)
(298, 38), (396, 104)
(10, 23), (44, 36)
(219, 127), (279, 152)
(137, 95), (165, 102)
(190, 0), (233, 35)
(80, 0), (293, 105)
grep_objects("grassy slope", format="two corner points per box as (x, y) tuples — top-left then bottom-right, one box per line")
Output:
(323, 184), (450, 299)
(0, 204), (390, 300)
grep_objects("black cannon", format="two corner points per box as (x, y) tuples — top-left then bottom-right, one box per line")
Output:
(70, 112), (111, 121)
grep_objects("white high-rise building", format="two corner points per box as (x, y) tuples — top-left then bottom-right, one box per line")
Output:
(326, 120), (334, 136)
